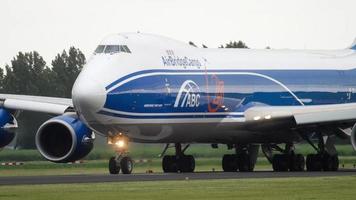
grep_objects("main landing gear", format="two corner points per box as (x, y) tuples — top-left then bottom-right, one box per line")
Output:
(306, 153), (338, 171)
(162, 143), (195, 173)
(263, 133), (339, 172)
(304, 134), (339, 171)
(108, 135), (133, 174)
(222, 145), (259, 172)
(267, 144), (305, 172)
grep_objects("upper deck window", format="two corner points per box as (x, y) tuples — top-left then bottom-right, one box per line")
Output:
(94, 45), (131, 54)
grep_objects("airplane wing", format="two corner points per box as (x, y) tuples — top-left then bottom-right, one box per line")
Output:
(243, 103), (356, 131)
(0, 94), (73, 115)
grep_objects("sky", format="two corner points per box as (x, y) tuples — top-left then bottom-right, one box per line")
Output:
(0, 0), (355, 66)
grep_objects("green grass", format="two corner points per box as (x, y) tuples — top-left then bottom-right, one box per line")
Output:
(0, 176), (356, 200)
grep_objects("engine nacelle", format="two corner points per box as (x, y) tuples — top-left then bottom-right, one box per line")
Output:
(35, 114), (94, 163)
(0, 108), (17, 148)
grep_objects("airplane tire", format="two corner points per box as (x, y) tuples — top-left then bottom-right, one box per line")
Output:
(222, 154), (238, 172)
(238, 153), (253, 172)
(330, 155), (339, 171)
(120, 156), (133, 174)
(109, 156), (120, 174)
(162, 155), (178, 173)
(162, 155), (172, 173)
(163, 155), (195, 173)
(272, 154), (289, 172)
(183, 155), (195, 173)
(306, 154), (323, 171)
(178, 155), (195, 173)
(322, 153), (339, 171)
(289, 154), (305, 171)
(312, 154), (323, 171)
(322, 153), (333, 171)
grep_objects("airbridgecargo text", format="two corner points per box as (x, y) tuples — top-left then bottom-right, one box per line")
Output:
(161, 56), (202, 67)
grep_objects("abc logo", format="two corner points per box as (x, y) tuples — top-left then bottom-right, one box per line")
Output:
(174, 80), (201, 108)
(185, 93), (200, 107)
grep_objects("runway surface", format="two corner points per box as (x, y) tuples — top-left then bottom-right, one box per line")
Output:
(0, 169), (356, 185)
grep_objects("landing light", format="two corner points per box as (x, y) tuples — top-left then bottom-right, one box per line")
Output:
(264, 115), (272, 120)
(115, 140), (126, 148)
(253, 116), (261, 121)
(108, 135), (129, 151)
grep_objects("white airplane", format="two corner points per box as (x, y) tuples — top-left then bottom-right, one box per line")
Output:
(1, 33), (356, 174)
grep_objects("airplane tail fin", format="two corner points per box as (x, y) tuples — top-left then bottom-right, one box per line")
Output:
(350, 38), (356, 50)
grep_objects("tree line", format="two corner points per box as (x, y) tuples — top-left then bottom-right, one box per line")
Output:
(1, 47), (85, 98)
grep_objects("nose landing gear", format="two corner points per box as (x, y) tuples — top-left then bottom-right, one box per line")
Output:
(109, 155), (133, 174)
(108, 135), (133, 174)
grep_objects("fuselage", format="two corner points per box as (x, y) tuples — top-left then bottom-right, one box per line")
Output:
(71, 33), (356, 144)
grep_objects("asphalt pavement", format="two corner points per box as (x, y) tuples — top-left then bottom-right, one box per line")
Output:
(0, 169), (355, 185)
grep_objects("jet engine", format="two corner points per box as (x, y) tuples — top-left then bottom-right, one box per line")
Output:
(35, 114), (94, 163)
(0, 108), (17, 148)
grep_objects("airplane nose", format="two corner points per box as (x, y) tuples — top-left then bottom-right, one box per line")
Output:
(72, 76), (106, 122)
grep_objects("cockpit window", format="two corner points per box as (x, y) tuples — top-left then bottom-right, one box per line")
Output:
(119, 45), (125, 52)
(122, 45), (131, 53)
(104, 45), (120, 54)
(94, 45), (105, 53)
(94, 45), (131, 54)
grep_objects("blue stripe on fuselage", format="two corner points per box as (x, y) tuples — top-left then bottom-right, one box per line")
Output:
(105, 69), (356, 91)
(100, 69), (356, 119)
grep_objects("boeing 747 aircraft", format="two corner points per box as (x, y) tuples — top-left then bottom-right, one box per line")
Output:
(1, 33), (356, 174)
